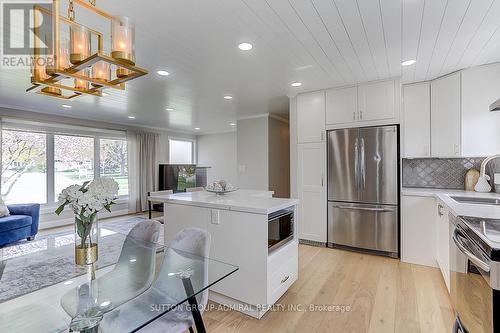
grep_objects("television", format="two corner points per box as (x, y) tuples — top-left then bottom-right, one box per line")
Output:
(158, 164), (208, 193)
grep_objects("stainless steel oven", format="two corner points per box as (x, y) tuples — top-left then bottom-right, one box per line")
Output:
(449, 214), (500, 333)
(268, 208), (294, 253)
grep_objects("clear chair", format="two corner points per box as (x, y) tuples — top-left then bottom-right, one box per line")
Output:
(99, 227), (211, 333)
(61, 220), (161, 330)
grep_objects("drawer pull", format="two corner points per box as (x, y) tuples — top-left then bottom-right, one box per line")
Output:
(281, 275), (290, 284)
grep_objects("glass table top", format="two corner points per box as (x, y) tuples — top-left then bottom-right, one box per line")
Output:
(0, 226), (238, 333)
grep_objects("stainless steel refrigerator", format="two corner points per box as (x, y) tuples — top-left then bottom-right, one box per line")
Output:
(327, 125), (399, 258)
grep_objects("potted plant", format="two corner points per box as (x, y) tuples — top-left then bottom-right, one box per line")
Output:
(55, 178), (119, 265)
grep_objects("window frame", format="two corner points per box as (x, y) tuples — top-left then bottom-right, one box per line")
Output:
(0, 120), (128, 207)
(168, 137), (196, 164)
(98, 137), (129, 198)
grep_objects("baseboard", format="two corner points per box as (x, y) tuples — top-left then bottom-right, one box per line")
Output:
(208, 291), (266, 319)
(39, 209), (130, 230)
(299, 239), (327, 247)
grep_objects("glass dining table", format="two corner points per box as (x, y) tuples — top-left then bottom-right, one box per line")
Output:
(0, 225), (238, 333)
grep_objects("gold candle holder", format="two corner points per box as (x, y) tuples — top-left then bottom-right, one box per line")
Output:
(75, 70), (90, 90)
(41, 86), (62, 96)
(92, 61), (110, 85)
(70, 25), (90, 64)
(112, 16), (135, 78)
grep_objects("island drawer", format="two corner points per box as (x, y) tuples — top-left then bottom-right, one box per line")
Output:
(267, 242), (298, 304)
(267, 254), (297, 304)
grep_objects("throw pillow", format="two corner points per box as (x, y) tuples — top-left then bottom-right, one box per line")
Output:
(0, 198), (10, 217)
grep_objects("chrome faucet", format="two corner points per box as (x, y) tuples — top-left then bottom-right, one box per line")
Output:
(479, 154), (500, 177)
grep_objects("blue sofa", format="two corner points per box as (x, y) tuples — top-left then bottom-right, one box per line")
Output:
(0, 204), (40, 247)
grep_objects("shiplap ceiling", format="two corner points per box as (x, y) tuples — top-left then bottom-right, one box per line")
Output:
(1, 0), (500, 133)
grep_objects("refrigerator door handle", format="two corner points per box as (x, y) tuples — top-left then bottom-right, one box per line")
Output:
(354, 138), (359, 188)
(360, 138), (366, 189)
(331, 204), (395, 212)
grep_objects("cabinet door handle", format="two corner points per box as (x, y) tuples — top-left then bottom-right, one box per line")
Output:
(321, 175), (324, 187)
(359, 110), (363, 120)
(437, 204), (444, 217)
(281, 275), (290, 284)
(454, 144), (459, 155)
(353, 111), (356, 120)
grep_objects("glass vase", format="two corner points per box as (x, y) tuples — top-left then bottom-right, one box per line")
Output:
(74, 213), (98, 266)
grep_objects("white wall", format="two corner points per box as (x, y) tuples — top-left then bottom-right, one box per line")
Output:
(197, 132), (237, 185)
(237, 117), (269, 191)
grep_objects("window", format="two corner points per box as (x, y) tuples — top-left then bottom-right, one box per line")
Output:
(54, 135), (94, 198)
(1, 130), (47, 204)
(0, 122), (128, 206)
(169, 139), (193, 164)
(100, 139), (128, 196)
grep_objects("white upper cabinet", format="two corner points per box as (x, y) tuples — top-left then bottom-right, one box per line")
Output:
(431, 72), (461, 157)
(325, 86), (358, 125)
(461, 63), (500, 156)
(296, 91), (326, 143)
(403, 82), (431, 157)
(358, 80), (397, 122)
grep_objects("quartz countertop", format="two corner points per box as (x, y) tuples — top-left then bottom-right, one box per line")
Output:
(402, 187), (500, 219)
(149, 189), (298, 215)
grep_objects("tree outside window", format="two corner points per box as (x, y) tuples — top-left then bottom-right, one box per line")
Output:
(54, 135), (94, 199)
(1, 130), (47, 204)
(100, 139), (128, 196)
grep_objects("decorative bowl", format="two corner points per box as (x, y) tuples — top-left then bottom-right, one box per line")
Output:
(206, 188), (238, 195)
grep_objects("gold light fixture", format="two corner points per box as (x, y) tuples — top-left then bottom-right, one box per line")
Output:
(27, 0), (148, 100)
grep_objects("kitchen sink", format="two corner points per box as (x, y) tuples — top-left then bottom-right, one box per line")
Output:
(450, 196), (500, 205)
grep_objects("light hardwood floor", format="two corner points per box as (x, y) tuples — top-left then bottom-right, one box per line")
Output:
(41, 215), (454, 333)
(203, 244), (454, 333)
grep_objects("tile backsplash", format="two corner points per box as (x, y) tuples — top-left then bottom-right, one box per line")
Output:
(401, 157), (499, 189)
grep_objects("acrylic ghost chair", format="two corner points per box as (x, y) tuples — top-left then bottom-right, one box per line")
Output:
(99, 227), (211, 333)
(0, 220), (162, 333)
(60, 219), (162, 330)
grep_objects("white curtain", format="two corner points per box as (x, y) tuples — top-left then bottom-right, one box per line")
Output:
(127, 131), (161, 212)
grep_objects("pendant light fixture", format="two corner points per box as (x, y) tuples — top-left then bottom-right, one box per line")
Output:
(27, 0), (148, 100)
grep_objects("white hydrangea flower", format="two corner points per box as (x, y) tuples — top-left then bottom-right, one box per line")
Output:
(55, 178), (118, 215)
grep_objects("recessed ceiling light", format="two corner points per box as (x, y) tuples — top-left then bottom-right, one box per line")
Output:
(401, 59), (416, 66)
(62, 104), (72, 108)
(223, 95), (233, 100)
(128, 116), (136, 119)
(238, 42), (253, 51)
(166, 108), (174, 111)
(291, 82), (302, 87)
(156, 70), (170, 76)
(194, 127), (200, 130)
(229, 122), (236, 126)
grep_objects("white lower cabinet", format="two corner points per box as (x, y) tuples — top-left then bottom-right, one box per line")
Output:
(402, 194), (451, 292)
(401, 195), (437, 267)
(435, 199), (450, 292)
(297, 142), (327, 243)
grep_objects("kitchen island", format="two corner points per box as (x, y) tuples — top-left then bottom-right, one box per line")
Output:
(149, 190), (299, 318)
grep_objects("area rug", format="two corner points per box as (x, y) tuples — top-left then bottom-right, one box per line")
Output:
(0, 216), (164, 302)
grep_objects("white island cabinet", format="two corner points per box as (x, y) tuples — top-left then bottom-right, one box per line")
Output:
(149, 190), (299, 319)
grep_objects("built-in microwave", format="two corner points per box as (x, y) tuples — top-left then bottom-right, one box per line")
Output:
(268, 208), (294, 253)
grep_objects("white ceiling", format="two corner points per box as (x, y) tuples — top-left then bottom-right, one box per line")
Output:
(1, 0), (500, 134)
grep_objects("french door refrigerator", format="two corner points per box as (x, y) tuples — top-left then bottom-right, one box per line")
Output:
(327, 125), (399, 258)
